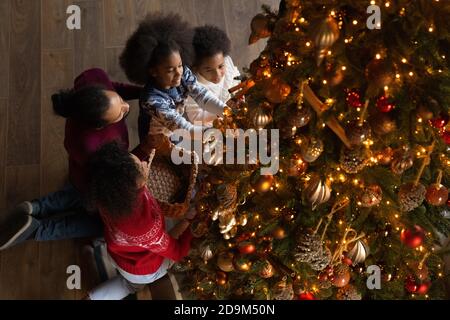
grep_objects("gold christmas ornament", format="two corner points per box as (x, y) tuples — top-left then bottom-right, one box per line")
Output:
(264, 76), (291, 104)
(254, 174), (275, 193)
(347, 240), (370, 265)
(303, 174), (331, 210)
(287, 154), (309, 177)
(332, 264), (351, 288)
(233, 255), (253, 272)
(299, 135), (324, 162)
(249, 14), (272, 44)
(272, 226), (287, 240)
(250, 106), (272, 129)
(217, 252), (235, 272)
(309, 16), (340, 66)
(216, 271), (228, 286)
(376, 147), (394, 165)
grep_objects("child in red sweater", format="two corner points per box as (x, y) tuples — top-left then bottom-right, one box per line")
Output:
(86, 142), (193, 300)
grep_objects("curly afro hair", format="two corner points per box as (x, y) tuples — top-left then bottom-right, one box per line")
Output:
(192, 25), (231, 66)
(120, 12), (194, 85)
(87, 141), (141, 219)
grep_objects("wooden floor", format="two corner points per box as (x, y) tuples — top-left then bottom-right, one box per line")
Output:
(0, 0), (278, 299)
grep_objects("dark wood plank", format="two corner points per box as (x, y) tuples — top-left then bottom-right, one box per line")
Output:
(73, 0), (105, 75)
(42, 51), (73, 194)
(0, 0), (10, 98)
(39, 240), (77, 299)
(39, 50), (76, 299)
(160, 0), (197, 26)
(104, 0), (133, 47)
(7, 0), (41, 166)
(132, 0), (162, 27)
(0, 165), (40, 299)
(42, 0), (73, 50)
(193, 0), (226, 28)
(105, 47), (127, 83)
(0, 99), (6, 211)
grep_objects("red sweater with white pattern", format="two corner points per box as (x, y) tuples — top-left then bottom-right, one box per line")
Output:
(99, 186), (193, 275)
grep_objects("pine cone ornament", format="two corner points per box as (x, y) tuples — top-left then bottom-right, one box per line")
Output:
(336, 285), (362, 300)
(295, 232), (331, 271)
(303, 174), (331, 210)
(216, 183), (238, 209)
(398, 182), (426, 212)
(340, 146), (369, 174)
(391, 148), (414, 175)
(273, 279), (294, 300)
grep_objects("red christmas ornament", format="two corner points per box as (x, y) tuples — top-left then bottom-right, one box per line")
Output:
(416, 281), (431, 295)
(441, 131), (450, 145)
(404, 276), (431, 295)
(425, 184), (449, 206)
(346, 90), (363, 108)
(400, 225), (426, 249)
(405, 276), (418, 293)
(238, 242), (256, 255)
(376, 96), (394, 113)
(429, 113), (449, 129)
(342, 255), (353, 266)
(298, 292), (316, 300)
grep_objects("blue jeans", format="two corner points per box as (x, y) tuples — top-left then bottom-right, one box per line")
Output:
(32, 184), (103, 241)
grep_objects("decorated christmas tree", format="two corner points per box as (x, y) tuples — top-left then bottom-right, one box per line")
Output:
(175, 0), (450, 299)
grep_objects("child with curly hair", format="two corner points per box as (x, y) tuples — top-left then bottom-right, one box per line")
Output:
(120, 13), (229, 155)
(86, 141), (193, 300)
(185, 25), (241, 127)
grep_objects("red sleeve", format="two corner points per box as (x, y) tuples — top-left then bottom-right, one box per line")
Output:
(148, 228), (193, 262)
(112, 82), (142, 101)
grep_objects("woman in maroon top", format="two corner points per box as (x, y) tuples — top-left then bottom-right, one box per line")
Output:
(0, 68), (144, 250)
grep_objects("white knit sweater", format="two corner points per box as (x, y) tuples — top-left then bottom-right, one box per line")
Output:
(185, 55), (241, 127)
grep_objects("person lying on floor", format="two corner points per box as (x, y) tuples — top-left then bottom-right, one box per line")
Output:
(0, 68), (146, 250)
(85, 141), (194, 300)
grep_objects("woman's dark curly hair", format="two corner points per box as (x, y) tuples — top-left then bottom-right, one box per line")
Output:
(87, 141), (141, 219)
(192, 25), (231, 67)
(120, 12), (194, 85)
(52, 85), (110, 128)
